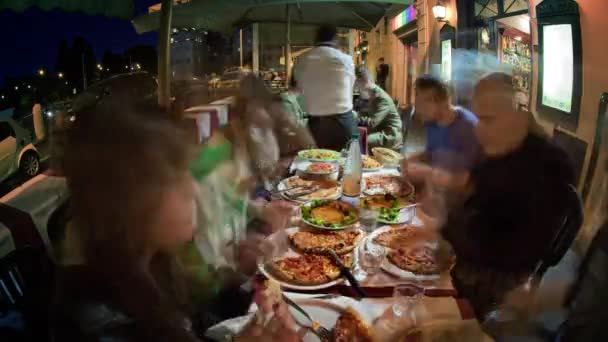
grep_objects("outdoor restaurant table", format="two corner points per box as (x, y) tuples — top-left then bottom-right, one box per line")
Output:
(203, 160), (488, 341)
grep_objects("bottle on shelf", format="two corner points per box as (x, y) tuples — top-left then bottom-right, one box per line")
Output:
(342, 133), (362, 198)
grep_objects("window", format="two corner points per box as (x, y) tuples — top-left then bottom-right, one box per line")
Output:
(0, 122), (15, 141)
(505, 0), (529, 14)
(475, 0), (499, 19)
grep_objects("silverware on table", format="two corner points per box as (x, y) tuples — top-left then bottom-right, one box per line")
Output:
(315, 248), (368, 298)
(282, 294), (333, 340)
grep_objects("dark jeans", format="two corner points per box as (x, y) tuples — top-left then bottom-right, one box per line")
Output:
(308, 111), (357, 151)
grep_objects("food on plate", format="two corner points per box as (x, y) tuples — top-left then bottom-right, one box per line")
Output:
(387, 245), (442, 275)
(373, 227), (421, 249)
(324, 307), (375, 342)
(269, 253), (353, 285)
(306, 162), (337, 174)
(282, 176), (340, 201)
(378, 207), (401, 223)
(362, 155), (381, 170)
(372, 147), (402, 165)
(289, 230), (363, 255)
(301, 200), (359, 228)
(360, 193), (415, 210)
(364, 174), (415, 196)
(298, 149), (341, 161)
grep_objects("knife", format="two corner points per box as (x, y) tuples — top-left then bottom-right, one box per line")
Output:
(320, 248), (367, 298)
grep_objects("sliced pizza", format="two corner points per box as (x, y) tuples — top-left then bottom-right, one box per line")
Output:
(373, 227), (420, 249)
(387, 245), (442, 275)
(269, 253), (353, 286)
(289, 230), (363, 255)
(325, 308), (375, 342)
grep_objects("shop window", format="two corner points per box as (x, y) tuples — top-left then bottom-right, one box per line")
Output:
(475, 0), (499, 19)
(505, 0), (529, 13)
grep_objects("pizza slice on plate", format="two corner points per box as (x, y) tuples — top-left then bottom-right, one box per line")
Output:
(270, 253), (353, 286)
(289, 230), (363, 255)
(323, 307), (375, 342)
(387, 245), (442, 275)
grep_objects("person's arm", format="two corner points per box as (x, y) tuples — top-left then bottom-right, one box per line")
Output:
(360, 97), (393, 129)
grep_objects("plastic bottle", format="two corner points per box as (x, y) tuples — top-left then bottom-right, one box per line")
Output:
(342, 133), (362, 197)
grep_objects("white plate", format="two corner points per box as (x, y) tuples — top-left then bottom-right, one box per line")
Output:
(365, 226), (445, 281)
(257, 227), (365, 291)
(362, 174), (414, 196)
(300, 201), (359, 231)
(376, 204), (417, 225)
(277, 176), (342, 203)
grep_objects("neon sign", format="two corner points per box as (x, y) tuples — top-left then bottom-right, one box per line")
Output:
(391, 5), (417, 31)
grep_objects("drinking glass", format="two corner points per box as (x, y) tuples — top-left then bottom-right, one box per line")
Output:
(359, 208), (379, 233)
(353, 237), (386, 281)
(392, 284), (424, 322)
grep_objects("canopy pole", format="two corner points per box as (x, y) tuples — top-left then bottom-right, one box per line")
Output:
(239, 29), (244, 68)
(158, 0), (173, 111)
(285, 4), (292, 84)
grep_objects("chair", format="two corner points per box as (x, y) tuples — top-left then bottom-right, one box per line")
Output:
(532, 184), (584, 282)
(0, 247), (54, 341)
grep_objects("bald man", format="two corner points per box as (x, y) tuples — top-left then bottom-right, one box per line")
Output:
(438, 73), (576, 318)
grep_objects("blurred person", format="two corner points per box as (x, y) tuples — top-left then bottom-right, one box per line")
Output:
(54, 101), (200, 341)
(280, 75), (307, 127)
(436, 72), (576, 318)
(354, 66), (402, 150)
(54, 99), (300, 341)
(407, 74), (480, 174)
(376, 57), (390, 91)
(294, 24), (356, 151)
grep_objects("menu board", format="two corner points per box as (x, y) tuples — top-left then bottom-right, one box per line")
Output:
(541, 24), (574, 113)
(441, 39), (452, 81)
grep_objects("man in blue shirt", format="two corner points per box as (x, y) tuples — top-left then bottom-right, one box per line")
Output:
(405, 75), (480, 192)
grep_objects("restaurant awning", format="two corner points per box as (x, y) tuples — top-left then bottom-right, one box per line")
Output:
(133, 0), (413, 34)
(0, 0), (134, 19)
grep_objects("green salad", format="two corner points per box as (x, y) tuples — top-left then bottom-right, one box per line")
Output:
(301, 200), (359, 229)
(298, 149), (340, 161)
(378, 207), (401, 223)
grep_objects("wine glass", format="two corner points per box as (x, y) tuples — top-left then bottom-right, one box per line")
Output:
(392, 284), (424, 324)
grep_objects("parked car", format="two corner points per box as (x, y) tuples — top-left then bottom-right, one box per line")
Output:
(0, 108), (43, 182)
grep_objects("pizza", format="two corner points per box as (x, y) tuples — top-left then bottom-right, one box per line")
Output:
(269, 253), (353, 285)
(323, 308), (375, 342)
(387, 245), (442, 275)
(373, 227), (419, 249)
(360, 193), (415, 210)
(363, 174), (414, 196)
(289, 230), (363, 255)
(282, 176), (340, 201)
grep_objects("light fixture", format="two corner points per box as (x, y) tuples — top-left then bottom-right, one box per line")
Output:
(514, 36), (522, 41)
(432, 1), (448, 22)
(1, 95), (4, 99)
(14, 86), (18, 90)
(38, 68), (45, 76)
(58, 72), (64, 78)
(125, 65), (129, 70)
(27, 85), (31, 89)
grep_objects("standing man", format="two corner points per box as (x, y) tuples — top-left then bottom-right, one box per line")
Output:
(294, 24), (356, 151)
(355, 66), (402, 150)
(376, 57), (390, 91)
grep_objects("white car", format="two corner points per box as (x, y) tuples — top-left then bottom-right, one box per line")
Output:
(0, 108), (43, 183)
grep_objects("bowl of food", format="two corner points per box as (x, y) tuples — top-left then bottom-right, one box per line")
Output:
(296, 162), (339, 181)
(360, 193), (417, 224)
(362, 155), (382, 172)
(301, 200), (359, 230)
(371, 147), (403, 167)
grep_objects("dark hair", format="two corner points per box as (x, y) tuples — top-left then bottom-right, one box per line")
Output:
(355, 65), (372, 83)
(415, 74), (450, 101)
(62, 100), (197, 341)
(316, 24), (338, 44)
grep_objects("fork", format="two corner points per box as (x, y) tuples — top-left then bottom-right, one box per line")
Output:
(282, 294), (333, 340)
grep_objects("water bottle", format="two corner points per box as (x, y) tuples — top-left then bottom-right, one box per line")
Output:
(342, 133), (362, 198)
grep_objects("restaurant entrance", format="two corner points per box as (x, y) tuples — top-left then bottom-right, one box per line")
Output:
(401, 36), (418, 107)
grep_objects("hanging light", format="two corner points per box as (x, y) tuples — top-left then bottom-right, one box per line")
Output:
(38, 68), (45, 76)
(58, 72), (64, 79)
(432, 1), (448, 22)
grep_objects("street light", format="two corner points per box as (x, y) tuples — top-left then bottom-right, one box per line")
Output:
(97, 64), (103, 70)
(14, 86), (18, 91)
(125, 65), (129, 70)
(58, 72), (64, 79)
(432, 1), (448, 22)
(38, 68), (45, 76)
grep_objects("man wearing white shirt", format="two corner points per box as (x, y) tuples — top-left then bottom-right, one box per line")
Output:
(294, 24), (356, 151)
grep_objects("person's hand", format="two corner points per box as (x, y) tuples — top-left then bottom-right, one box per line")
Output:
(236, 233), (266, 275)
(260, 200), (298, 233)
(235, 311), (306, 342)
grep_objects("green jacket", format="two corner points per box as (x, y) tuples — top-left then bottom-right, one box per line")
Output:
(359, 85), (403, 150)
(280, 91), (307, 127)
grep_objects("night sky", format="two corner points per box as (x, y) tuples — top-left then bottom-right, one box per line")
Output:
(0, 0), (159, 86)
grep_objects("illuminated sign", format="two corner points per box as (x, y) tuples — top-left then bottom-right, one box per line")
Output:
(392, 5), (417, 31)
(542, 24), (574, 113)
(441, 39), (452, 81)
